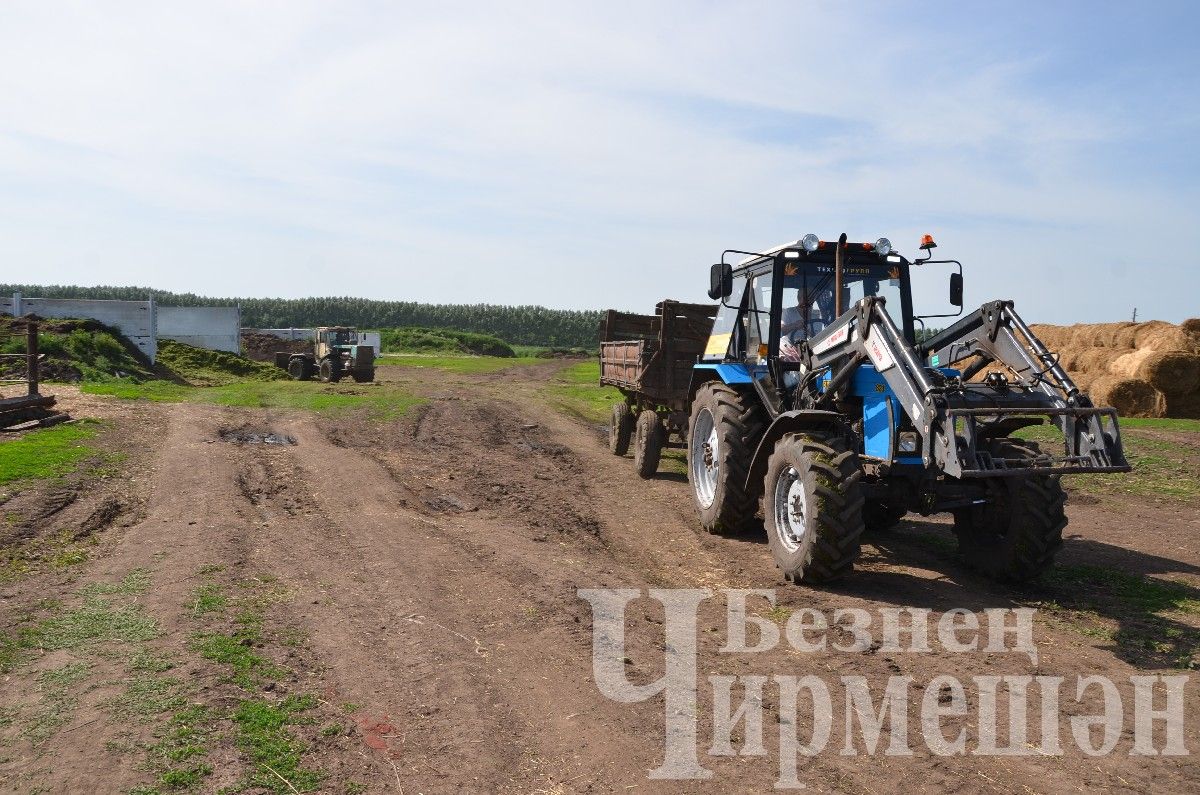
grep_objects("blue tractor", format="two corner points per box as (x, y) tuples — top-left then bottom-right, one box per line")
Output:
(687, 233), (1130, 584)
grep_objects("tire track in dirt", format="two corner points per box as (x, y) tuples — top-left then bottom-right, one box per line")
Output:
(253, 408), (693, 793)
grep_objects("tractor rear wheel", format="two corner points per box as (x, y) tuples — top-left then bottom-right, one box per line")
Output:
(633, 410), (664, 479)
(287, 357), (310, 381)
(687, 382), (765, 534)
(951, 439), (1066, 582)
(351, 368), (375, 383)
(762, 431), (865, 583)
(609, 402), (633, 455)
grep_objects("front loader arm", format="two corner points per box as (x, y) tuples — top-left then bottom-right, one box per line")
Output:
(799, 297), (1130, 478)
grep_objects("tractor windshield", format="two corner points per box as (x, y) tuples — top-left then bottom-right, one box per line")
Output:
(772, 260), (907, 344)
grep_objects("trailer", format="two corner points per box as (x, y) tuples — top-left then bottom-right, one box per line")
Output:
(598, 300), (717, 477)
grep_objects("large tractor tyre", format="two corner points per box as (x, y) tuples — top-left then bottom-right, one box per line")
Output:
(319, 358), (343, 384)
(287, 357), (310, 381)
(351, 368), (375, 383)
(687, 382), (766, 535)
(762, 432), (866, 584)
(951, 440), (1066, 582)
(633, 410), (665, 479)
(609, 402), (634, 456)
(863, 500), (907, 533)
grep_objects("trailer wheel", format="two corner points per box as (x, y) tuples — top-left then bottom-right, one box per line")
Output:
(609, 402), (633, 456)
(634, 410), (664, 478)
(287, 357), (310, 381)
(351, 368), (375, 383)
(952, 440), (1065, 582)
(763, 431), (865, 583)
(687, 382), (765, 534)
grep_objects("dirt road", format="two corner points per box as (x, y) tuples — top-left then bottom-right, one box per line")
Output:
(3, 362), (1199, 793)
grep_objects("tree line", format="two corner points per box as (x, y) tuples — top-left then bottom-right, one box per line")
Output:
(0, 284), (602, 347)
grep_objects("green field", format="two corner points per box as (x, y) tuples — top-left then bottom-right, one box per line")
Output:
(544, 360), (621, 423)
(377, 353), (543, 374)
(83, 380), (422, 419)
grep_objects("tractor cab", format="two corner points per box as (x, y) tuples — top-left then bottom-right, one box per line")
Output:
(701, 234), (955, 419)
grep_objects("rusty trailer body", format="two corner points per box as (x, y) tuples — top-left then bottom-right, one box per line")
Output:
(598, 300), (717, 478)
(0, 320), (59, 429)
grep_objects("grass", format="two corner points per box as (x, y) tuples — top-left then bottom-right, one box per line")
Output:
(28, 596), (160, 651)
(544, 360), (622, 423)
(24, 661), (92, 744)
(0, 421), (97, 485)
(83, 379), (423, 418)
(377, 353), (542, 374)
(1120, 417), (1200, 432)
(104, 675), (187, 719)
(0, 320), (154, 382)
(189, 632), (278, 690)
(188, 584), (228, 617)
(232, 695), (322, 793)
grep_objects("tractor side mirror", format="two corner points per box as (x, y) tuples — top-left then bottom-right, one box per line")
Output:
(709, 263), (733, 300)
(949, 272), (963, 307)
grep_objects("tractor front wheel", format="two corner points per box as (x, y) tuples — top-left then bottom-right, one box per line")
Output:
(633, 410), (664, 479)
(762, 431), (865, 584)
(609, 402), (634, 456)
(687, 382), (765, 535)
(952, 440), (1065, 582)
(319, 358), (342, 384)
(351, 368), (375, 383)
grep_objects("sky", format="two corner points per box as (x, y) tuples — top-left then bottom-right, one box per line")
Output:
(0, 1), (1197, 323)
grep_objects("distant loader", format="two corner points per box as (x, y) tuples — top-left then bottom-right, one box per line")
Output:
(274, 326), (375, 383)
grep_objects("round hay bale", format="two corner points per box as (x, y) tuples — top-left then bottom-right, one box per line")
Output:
(1087, 376), (1166, 418)
(1098, 322), (1136, 348)
(1071, 347), (1132, 375)
(1068, 324), (1103, 348)
(1030, 324), (1067, 350)
(1181, 317), (1200, 338)
(1165, 393), (1200, 420)
(1137, 351), (1200, 395)
(1134, 321), (1200, 353)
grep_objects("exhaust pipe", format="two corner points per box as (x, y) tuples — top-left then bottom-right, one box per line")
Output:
(834, 232), (847, 315)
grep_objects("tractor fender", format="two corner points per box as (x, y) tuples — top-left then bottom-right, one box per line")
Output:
(687, 362), (753, 400)
(744, 410), (847, 492)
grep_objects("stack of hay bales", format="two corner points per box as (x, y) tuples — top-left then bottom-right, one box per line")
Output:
(1028, 319), (1200, 418)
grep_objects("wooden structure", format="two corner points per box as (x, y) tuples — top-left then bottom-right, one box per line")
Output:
(0, 320), (58, 429)
(598, 300), (717, 477)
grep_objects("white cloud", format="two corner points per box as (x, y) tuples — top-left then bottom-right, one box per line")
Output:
(0, 1), (1195, 323)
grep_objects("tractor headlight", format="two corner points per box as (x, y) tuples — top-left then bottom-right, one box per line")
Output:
(898, 432), (919, 453)
(801, 233), (820, 253)
(875, 237), (892, 257)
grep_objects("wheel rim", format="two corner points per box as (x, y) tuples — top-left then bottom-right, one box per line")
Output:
(773, 465), (807, 552)
(690, 408), (718, 508)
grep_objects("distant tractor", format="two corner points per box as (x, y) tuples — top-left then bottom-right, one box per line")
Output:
(275, 327), (375, 383)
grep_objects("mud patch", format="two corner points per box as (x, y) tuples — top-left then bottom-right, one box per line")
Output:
(219, 426), (296, 446)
